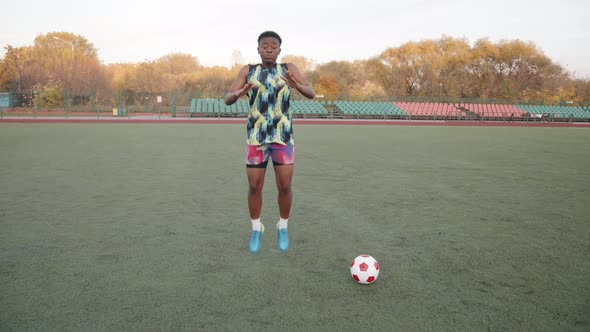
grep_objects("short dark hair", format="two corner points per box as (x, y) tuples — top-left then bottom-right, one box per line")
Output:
(258, 31), (282, 46)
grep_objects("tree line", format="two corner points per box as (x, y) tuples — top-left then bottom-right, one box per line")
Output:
(1, 32), (588, 107)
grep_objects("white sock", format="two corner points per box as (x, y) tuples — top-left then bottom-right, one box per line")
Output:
(278, 217), (288, 230)
(251, 218), (262, 231)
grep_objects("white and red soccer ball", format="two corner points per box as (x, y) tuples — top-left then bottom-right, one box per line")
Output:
(350, 255), (380, 284)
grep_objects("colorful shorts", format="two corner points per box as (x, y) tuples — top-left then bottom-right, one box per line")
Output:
(246, 143), (295, 168)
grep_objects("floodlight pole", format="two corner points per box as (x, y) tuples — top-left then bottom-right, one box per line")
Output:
(53, 36), (76, 106)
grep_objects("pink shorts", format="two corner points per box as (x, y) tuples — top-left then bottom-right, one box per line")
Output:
(246, 143), (295, 168)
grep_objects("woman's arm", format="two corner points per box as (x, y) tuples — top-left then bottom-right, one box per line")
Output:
(282, 63), (315, 99)
(225, 65), (254, 105)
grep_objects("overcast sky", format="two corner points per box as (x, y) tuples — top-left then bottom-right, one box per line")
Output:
(2, 0), (589, 77)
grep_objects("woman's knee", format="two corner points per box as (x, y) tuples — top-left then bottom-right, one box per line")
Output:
(277, 182), (292, 195)
(248, 181), (264, 194)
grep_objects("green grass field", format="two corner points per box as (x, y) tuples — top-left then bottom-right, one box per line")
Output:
(1, 124), (589, 331)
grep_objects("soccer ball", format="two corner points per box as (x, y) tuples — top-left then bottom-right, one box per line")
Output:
(350, 255), (380, 284)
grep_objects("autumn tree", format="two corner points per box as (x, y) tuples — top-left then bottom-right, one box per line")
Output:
(468, 38), (501, 98)
(378, 39), (442, 97)
(366, 57), (401, 98)
(156, 53), (201, 91)
(32, 32), (103, 93)
(1, 46), (27, 91)
(437, 36), (471, 99)
(281, 55), (314, 74)
(308, 61), (363, 98)
(0, 32), (107, 107)
(572, 79), (590, 103)
(492, 39), (555, 99)
(184, 66), (233, 98)
(2, 32), (588, 105)
(369, 36), (571, 101)
(314, 74), (340, 98)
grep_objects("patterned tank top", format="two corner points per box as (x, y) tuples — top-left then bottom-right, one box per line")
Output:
(246, 63), (293, 146)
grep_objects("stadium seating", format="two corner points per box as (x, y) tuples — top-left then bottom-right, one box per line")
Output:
(334, 101), (406, 117)
(186, 98), (590, 121)
(462, 103), (527, 118)
(189, 98), (328, 117)
(515, 105), (590, 119)
(189, 98), (249, 116)
(393, 102), (461, 118)
(290, 100), (328, 116)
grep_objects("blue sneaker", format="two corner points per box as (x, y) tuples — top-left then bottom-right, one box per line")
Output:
(249, 223), (264, 254)
(277, 223), (289, 252)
